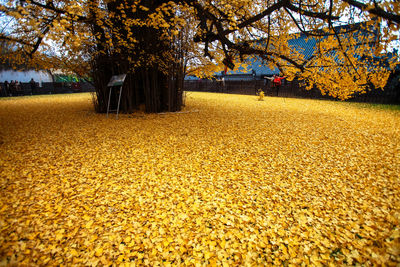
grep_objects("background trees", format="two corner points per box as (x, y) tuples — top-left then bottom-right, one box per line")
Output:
(1, 0), (399, 112)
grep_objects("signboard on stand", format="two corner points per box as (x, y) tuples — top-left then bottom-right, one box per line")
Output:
(107, 74), (126, 87)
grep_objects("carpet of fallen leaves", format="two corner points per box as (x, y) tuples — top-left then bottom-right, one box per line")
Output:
(0, 92), (399, 266)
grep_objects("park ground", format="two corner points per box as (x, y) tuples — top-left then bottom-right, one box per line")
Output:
(0, 92), (399, 266)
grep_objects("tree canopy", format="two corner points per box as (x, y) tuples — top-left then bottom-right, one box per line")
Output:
(1, 0), (399, 107)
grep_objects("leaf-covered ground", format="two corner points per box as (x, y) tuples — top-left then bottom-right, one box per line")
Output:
(0, 92), (399, 266)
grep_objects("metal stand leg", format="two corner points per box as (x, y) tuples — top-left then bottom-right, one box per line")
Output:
(106, 86), (123, 119)
(106, 74), (126, 119)
(106, 86), (112, 118)
(116, 85), (123, 119)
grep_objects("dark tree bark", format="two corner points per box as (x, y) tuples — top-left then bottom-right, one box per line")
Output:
(92, 0), (183, 114)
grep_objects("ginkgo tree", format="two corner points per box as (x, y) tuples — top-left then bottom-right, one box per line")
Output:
(0, 0), (399, 112)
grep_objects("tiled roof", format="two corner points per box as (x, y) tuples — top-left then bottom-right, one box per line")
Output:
(222, 22), (380, 77)
(223, 32), (318, 76)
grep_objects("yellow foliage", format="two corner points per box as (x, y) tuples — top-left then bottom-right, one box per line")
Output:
(0, 93), (400, 265)
(2, 0), (398, 97)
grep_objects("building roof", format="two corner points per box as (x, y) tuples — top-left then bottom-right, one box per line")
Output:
(220, 22), (380, 77)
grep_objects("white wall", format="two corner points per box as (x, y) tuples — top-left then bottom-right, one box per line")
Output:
(0, 70), (53, 84)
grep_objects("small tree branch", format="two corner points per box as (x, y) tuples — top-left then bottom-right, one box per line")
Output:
(187, 0), (288, 43)
(343, 0), (400, 24)
(29, 0), (90, 22)
(28, 26), (51, 57)
(0, 34), (34, 47)
(286, 2), (339, 20)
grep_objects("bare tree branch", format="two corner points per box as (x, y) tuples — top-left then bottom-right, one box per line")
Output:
(286, 2), (339, 20)
(343, 0), (400, 24)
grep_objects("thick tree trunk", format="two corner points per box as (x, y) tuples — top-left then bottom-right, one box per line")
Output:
(92, 61), (183, 113)
(91, 0), (183, 114)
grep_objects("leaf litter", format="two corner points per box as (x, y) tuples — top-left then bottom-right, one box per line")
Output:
(0, 92), (399, 266)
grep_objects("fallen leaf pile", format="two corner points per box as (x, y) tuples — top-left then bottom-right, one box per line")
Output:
(0, 92), (399, 266)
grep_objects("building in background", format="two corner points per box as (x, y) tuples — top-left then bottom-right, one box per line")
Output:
(0, 68), (53, 85)
(0, 66), (94, 96)
(185, 22), (390, 82)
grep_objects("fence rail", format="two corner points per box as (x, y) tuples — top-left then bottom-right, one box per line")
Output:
(184, 76), (400, 105)
(1, 82), (95, 97)
(2, 77), (399, 105)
